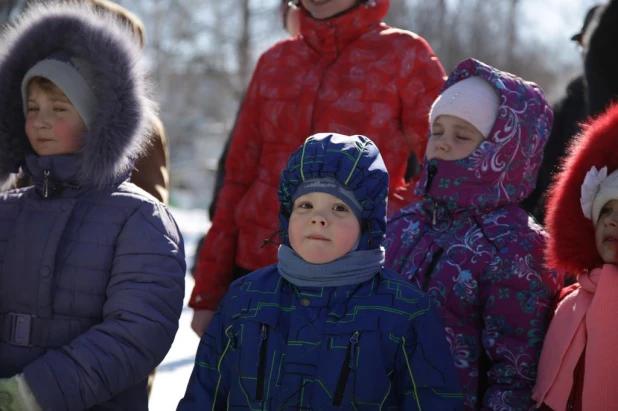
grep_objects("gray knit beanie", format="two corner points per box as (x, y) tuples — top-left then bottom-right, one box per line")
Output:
(21, 51), (96, 129)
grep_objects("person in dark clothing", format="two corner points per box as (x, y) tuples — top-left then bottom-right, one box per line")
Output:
(521, 76), (587, 222)
(522, 4), (604, 223)
(585, 0), (618, 118)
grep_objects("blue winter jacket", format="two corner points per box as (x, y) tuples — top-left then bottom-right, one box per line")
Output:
(179, 133), (463, 410)
(0, 4), (185, 410)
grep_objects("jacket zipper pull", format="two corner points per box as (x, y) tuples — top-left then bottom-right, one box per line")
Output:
(43, 169), (50, 198)
(432, 209), (437, 226)
(349, 331), (360, 369)
(333, 330), (361, 406)
(256, 324), (269, 401)
(426, 162), (438, 192)
(256, 324), (268, 365)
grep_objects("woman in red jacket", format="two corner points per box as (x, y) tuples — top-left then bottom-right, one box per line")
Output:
(190, 0), (446, 335)
(532, 102), (618, 410)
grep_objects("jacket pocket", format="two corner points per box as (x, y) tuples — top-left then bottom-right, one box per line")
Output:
(232, 317), (280, 406)
(322, 321), (392, 407)
(256, 323), (269, 401)
(333, 330), (360, 406)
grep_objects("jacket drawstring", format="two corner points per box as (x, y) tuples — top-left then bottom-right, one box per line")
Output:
(261, 230), (282, 249)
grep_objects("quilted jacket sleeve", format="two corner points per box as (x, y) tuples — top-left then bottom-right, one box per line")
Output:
(393, 35), (445, 208)
(399, 36), (445, 163)
(479, 236), (560, 410)
(189, 56), (264, 311)
(393, 294), (464, 410)
(23, 201), (186, 410)
(177, 293), (233, 410)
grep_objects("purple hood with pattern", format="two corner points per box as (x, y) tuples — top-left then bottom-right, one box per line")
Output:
(415, 58), (553, 213)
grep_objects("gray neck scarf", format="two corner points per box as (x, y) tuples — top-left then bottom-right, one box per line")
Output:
(277, 244), (384, 288)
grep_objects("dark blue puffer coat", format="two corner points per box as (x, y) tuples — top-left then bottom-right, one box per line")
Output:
(0, 3), (185, 410)
(178, 133), (463, 410)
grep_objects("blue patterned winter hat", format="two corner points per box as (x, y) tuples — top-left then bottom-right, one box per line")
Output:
(278, 133), (389, 251)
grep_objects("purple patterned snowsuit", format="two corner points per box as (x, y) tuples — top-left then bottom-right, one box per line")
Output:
(384, 59), (563, 410)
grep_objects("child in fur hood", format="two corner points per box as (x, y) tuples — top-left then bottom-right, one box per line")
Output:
(178, 133), (463, 410)
(384, 58), (563, 410)
(0, 2), (185, 410)
(532, 102), (618, 411)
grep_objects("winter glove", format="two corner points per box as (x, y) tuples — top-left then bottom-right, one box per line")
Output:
(0, 374), (41, 411)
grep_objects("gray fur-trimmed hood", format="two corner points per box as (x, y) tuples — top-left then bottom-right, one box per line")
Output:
(0, 1), (156, 187)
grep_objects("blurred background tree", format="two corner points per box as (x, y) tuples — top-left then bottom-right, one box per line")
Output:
(0, 0), (599, 209)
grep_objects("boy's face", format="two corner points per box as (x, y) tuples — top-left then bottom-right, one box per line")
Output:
(300, 0), (357, 20)
(25, 82), (86, 156)
(595, 199), (618, 264)
(289, 192), (360, 264)
(426, 115), (485, 161)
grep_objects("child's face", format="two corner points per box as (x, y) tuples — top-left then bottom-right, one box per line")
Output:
(300, 0), (357, 20)
(25, 82), (86, 156)
(426, 115), (485, 161)
(595, 199), (618, 264)
(289, 192), (361, 264)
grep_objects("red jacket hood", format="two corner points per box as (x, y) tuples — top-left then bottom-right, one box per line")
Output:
(545, 103), (618, 275)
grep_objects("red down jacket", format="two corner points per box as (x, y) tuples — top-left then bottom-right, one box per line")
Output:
(190, 0), (446, 310)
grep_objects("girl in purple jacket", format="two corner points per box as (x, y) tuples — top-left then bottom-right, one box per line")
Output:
(384, 58), (563, 410)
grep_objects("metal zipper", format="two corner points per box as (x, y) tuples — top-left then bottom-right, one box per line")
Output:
(43, 169), (50, 198)
(426, 162), (438, 193)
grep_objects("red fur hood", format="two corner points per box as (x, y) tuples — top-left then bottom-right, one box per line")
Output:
(545, 103), (618, 274)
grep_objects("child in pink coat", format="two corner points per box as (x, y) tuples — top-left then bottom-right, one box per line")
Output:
(533, 102), (618, 411)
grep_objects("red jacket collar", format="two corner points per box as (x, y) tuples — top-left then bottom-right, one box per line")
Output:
(299, 0), (389, 55)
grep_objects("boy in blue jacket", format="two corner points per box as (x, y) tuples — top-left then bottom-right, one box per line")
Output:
(178, 133), (463, 410)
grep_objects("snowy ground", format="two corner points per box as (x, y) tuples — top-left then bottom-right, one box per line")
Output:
(149, 207), (210, 410)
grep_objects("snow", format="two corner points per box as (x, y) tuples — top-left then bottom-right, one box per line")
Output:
(148, 207), (210, 410)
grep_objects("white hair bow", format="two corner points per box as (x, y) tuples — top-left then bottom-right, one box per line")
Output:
(581, 165), (607, 220)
